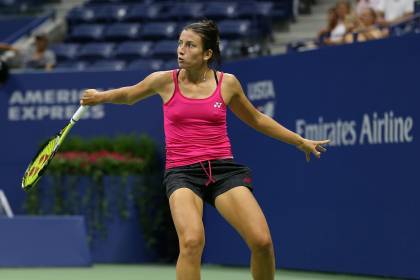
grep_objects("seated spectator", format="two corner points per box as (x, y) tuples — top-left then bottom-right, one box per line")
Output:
(22, 33), (56, 71)
(344, 8), (388, 42)
(377, 0), (414, 25)
(318, 8), (340, 44)
(320, 1), (357, 45)
(355, 0), (383, 16)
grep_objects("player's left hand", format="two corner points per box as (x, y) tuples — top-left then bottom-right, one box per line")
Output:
(296, 139), (330, 162)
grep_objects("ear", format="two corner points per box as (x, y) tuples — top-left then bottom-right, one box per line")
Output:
(203, 49), (213, 62)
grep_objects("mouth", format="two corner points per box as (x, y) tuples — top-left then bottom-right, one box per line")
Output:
(178, 58), (184, 63)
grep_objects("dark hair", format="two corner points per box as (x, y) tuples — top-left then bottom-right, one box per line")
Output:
(183, 20), (221, 65)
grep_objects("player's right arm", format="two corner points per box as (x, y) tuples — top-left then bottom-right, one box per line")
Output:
(80, 71), (173, 106)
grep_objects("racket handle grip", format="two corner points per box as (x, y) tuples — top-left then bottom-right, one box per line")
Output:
(71, 105), (88, 122)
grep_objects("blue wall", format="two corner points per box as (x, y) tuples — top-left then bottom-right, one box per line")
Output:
(1, 34), (419, 278)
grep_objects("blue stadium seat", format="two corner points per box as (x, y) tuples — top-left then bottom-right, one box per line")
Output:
(87, 0), (124, 3)
(124, 4), (163, 22)
(77, 42), (115, 61)
(163, 59), (179, 70)
(67, 7), (96, 24)
(88, 59), (126, 71)
(152, 40), (178, 59)
(176, 21), (194, 35)
(237, 1), (273, 19)
(220, 40), (243, 60)
(92, 4), (128, 22)
(167, 2), (203, 21)
(114, 41), (154, 60)
(103, 23), (141, 41)
(54, 61), (89, 71)
(141, 22), (178, 40)
(68, 24), (105, 42)
(203, 2), (238, 20)
(218, 20), (252, 39)
(127, 59), (163, 71)
(51, 43), (80, 62)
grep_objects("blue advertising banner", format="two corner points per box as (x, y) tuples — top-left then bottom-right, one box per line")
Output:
(0, 33), (419, 277)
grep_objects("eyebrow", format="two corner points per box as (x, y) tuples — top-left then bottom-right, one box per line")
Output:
(178, 39), (196, 44)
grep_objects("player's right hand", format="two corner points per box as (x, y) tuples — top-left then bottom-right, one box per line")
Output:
(80, 89), (103, 106)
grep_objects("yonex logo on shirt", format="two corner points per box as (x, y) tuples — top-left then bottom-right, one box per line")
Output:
(214, 102), (222, 108)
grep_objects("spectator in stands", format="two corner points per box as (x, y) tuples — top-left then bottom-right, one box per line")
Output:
(344, 7), (388, 42)
(21, 33), (56, 71)
(318, 8), (340, 44)
(320, 1), (357, 45)
(0, 33), (56, 71)
(377, 0), (414, 25)
(355, 0), (383, 16)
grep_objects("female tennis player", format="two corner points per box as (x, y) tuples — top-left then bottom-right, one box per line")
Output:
(81, 20), (329, 280)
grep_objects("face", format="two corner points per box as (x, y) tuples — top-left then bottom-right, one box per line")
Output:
(336, 3), (349, 18)
(360, 9), (375, 26)
(35, 37), (48, 51)
(177, 29), (212, 69)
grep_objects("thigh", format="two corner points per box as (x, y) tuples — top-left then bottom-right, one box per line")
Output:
(214, 186), (272, 247)
(169, 188), (205, 241)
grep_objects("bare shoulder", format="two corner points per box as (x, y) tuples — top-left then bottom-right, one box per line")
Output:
(220, 72), (243, 105)
(148, 70), (173, 87)
(148, 70), (175, 103)
(221, 72), (238, 85)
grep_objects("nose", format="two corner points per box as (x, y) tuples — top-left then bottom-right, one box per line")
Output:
(178, 45), (184, 56)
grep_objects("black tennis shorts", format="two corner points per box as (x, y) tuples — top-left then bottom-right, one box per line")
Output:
(163, 158), (253, 207)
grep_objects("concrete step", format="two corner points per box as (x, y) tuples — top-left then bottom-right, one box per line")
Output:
(290, 20), (325, 30)
(273, 32), (316, 42)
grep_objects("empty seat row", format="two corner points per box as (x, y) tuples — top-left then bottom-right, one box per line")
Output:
(53, 41), (176, 61)
(54, 58), (178, 72)
(67, 20), (253, 42)
(67, 2), (276, 24)
(52, 39), (250, 62)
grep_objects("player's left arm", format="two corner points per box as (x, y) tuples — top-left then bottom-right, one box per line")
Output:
(225, 73), (329, 161)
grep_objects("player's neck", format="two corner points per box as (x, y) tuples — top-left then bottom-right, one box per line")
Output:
(183, 66), (210, 84)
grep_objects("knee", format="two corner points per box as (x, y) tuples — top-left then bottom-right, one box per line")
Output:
(249, 234), (273, 254)
(179, 234), (205, 258)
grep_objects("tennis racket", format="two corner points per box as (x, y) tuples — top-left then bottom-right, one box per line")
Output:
(21, 105), (88, 191)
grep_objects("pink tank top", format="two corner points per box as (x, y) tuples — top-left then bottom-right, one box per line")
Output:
(163, 69), (233, 169)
